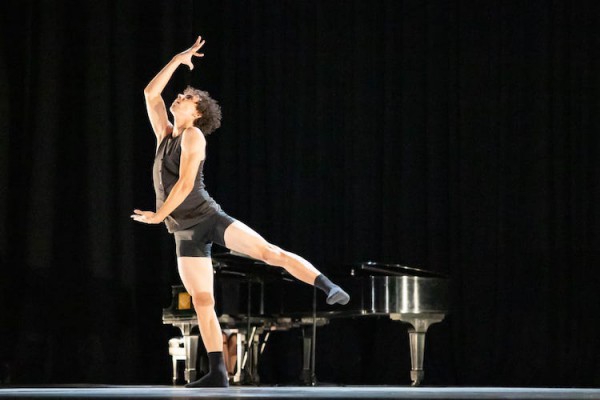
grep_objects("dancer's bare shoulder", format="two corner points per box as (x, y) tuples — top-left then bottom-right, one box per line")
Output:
(181, 127), (206, 152)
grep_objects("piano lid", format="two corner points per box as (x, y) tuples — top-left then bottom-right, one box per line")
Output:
(351, 261), (449, 279)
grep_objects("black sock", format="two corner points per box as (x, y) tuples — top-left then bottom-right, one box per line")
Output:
(185, 351), (229, 388)
(314, 274), (350, 305)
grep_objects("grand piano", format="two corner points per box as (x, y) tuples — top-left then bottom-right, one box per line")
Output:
(162, 251), (450, 386)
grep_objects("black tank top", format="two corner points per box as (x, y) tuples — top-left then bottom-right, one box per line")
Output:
(153, 132), (221, 233)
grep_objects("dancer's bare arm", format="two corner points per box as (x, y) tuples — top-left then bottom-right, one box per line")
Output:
(143, 36), (206, 142)
(131, 127), (206, 224)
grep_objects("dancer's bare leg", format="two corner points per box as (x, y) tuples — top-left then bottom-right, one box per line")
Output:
(177, 257), (222, 352)
(224, 221), (318, 284)
(178, 257), (228, 387)
(223, 220), (350, 304)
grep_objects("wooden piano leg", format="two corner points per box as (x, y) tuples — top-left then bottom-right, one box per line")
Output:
(392, 313), (445, 386)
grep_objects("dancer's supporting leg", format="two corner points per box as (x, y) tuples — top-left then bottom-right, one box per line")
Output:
(178, 256), (229, 388)
(223, 221), (349, 305)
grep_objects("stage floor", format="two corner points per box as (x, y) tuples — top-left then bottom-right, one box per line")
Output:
(0, 386), (599, 400)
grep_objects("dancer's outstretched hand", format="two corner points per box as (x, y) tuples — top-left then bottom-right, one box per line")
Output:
(130, 209), (162, 224)
(176, 35), (205, 70)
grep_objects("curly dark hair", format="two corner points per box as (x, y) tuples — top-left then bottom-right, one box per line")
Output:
(183, 86), (222, 135)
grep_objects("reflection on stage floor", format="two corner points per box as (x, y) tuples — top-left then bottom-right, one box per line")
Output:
(0, 386), (599, 399)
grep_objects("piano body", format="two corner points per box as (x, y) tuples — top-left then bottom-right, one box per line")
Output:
(162, 253), (450, 386)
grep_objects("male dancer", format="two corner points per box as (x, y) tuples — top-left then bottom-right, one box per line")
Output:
(131, 36), (350, 387)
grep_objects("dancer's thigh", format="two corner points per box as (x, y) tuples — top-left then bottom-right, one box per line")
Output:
(223, 220), (271, 260)
(177, 256), (214, 296)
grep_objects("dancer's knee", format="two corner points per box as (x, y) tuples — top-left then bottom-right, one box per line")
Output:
(192, 291), (215, 309)
(260, 243), (285, 266)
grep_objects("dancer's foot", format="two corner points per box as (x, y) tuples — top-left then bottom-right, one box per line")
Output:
(326, 286), (350, 305)
(314, 274), (350, 305)
(185, 351), (229, 388)
(184, 370), (229, 388)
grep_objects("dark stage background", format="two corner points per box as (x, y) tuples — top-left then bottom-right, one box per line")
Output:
(1, 0), (599, 388)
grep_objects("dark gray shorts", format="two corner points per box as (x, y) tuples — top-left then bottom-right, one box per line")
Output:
(173, 211), (236, 257)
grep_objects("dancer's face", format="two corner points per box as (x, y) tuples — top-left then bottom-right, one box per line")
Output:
(170, 93), (201, 120)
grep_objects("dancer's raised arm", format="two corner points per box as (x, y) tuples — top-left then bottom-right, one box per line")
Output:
(143, 36), (205, 141)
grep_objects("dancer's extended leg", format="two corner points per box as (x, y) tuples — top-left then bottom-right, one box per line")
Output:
(178, 257), (228, 388)
(223, 221), (349, 305)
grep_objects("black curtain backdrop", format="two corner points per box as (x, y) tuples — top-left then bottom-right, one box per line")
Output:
(1, 0), (599, 387)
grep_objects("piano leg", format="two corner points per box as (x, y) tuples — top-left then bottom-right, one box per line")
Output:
(252, 329), (261, 384)
(299, 316), (330, 386)
(391, 313), (445, 386)
(184, 334), (199, 383)
(407, 329), (425, 386)
(299, 286), (318, 385)
(173, 322), (200, 384)
(301, 326), (313, 385)
(172, 355), (178, 384)
(168, 338), (186, 384)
